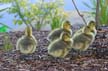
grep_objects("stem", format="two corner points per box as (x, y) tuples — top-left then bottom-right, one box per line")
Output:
(14, 0), (29, 27)
(71, 0), (87, 25)
(40, 0), (44, 26)
(95, 0), (100, 28)
(0, 23), (12, 29)
(0, 7), (9, 12)
(28, 19), (35, 30)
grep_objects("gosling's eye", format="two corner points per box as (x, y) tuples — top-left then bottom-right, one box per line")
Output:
(91, 30), (94, 33)
(87, 26), (90, 29)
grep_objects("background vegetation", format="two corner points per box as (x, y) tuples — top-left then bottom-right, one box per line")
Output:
(83, 0), (108, 26)
(0, 8), (12, 32)
(0, 0), (68, 30)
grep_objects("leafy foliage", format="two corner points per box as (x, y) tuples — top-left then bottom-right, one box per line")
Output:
(0, 0), (13, 3)
(83, 0), (108, 26)
(0, 8), (12, 32)
(31, 0), (66, 30)
(3, 33), (13, 51)
(0, 25), (8, 32)
(50, 9), (68, 30)
(0, 0), (34, 28)
(0, 0), (66, 30)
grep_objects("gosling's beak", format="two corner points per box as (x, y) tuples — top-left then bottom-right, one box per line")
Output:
(91, 30), (95, 33)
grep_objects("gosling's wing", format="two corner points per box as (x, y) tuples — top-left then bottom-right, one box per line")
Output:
(19, 44), (35, 54)
(72, 33), (85, 50)
(48, 40), (71, 58)
(16, 36), (23, 50)
(72, 33), (86, 43)
(28, 36), (37, 53)
(24, 44), (36, 54)
(48, 40), (67, 52)
(31, 35), (37, 46)
(47, 28), (63, 41)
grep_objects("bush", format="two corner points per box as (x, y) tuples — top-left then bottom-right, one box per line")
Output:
(83, 0), (108, 26)
(0, 0), (67, 30)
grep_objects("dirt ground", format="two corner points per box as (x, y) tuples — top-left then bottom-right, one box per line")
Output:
(0, 26), (108, 71)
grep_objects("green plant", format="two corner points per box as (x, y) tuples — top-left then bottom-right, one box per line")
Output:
(83, 0), (108, 26)
(9, 0), (32, 27)
(51, 16), (62, 30)
(3, 33), (13, 51)
(32, 0), (51, 30)
(50, 9), (67, 30)
(47, 0), (67, 30)
(0, 25), (8, 32)
(0, 0), (66, 30)
(33, 0), (65, 30)
(0, 0), (35, 29)
(0, 8), (12, 32)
